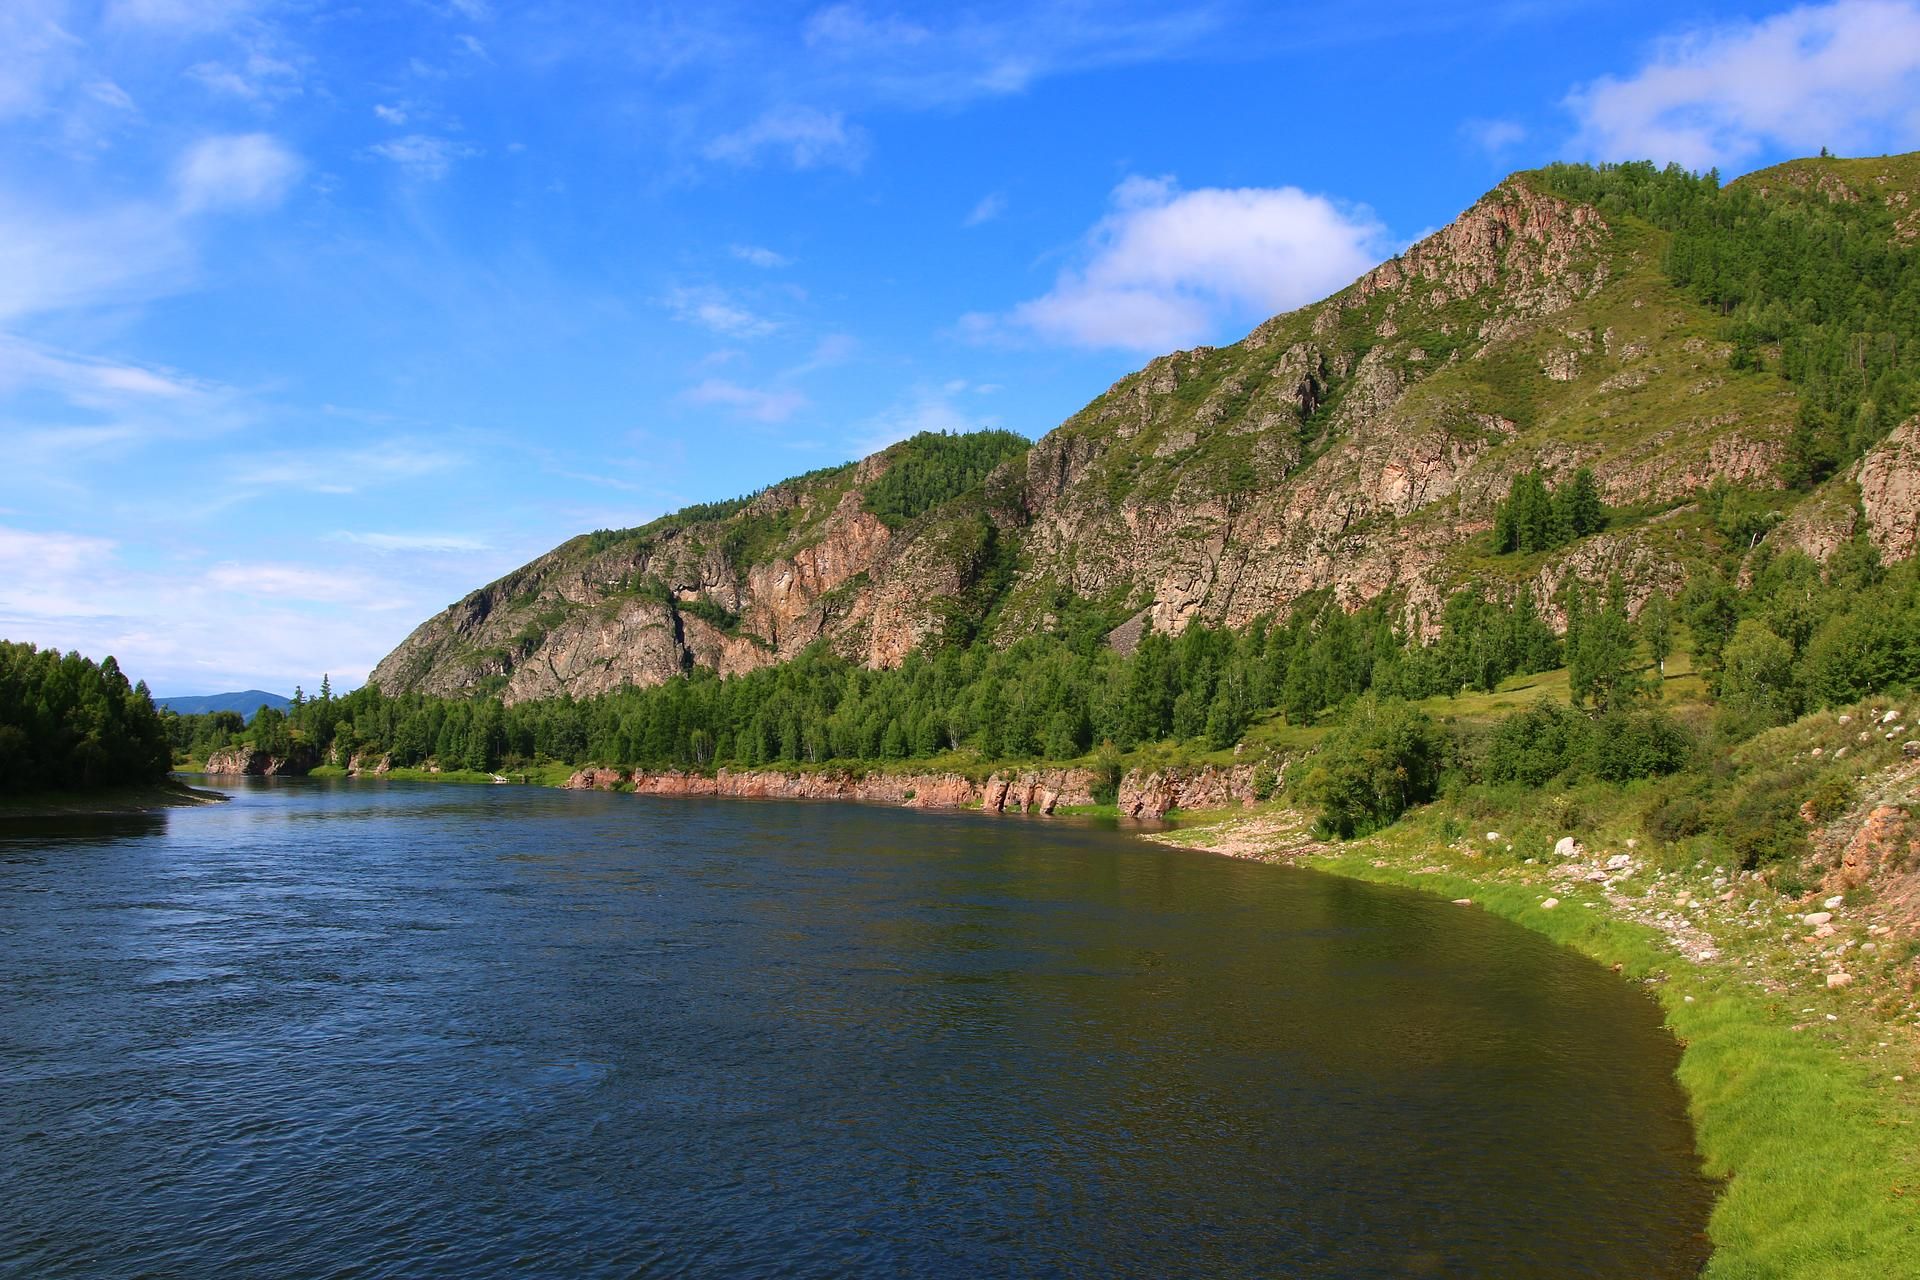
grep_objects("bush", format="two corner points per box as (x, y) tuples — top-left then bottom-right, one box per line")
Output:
(1721, 764), (1816, 870)
(1485, 698), (1589, 785)
(1587, 708), (1695, 782)
(1294, 696), (1448, 839)
(1090, 739), (1123, 806)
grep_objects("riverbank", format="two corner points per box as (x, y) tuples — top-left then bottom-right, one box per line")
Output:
(1151, 805), (1920, 1278)
(0, 778), (227, 819)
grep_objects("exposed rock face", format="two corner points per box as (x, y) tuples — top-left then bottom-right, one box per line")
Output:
(374, 167), (1918, 705)
(1857, 416), (1920, 562)
(204, 746), (320, 776)
(563, 762), (1263, 820)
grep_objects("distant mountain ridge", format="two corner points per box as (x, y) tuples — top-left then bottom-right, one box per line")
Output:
(155, 691), (290, 721)
(371, 152), (1920, 705)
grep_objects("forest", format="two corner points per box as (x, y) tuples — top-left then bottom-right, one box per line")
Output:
(0, 642), (173, 793)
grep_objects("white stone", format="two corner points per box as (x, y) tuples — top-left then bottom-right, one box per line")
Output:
(1484, 832), (1502, 843)
(1607, 853), (1632, 871)
(1883, 709), (1900, 724)
(1824, 895), (1844, 910)
(1452, 898), (1473, 906)
(1838, 714), (1852, 725)
(1541, 898), (1560, 910)
(1804, 911), (1834, 926)
(1553, 836), (1582, 859)
(1828, 972), (1854, 989)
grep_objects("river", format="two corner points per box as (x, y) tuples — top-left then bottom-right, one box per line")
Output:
(0, 779), (1715, 1278)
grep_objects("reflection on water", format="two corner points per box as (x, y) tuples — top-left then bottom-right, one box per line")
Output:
(0, 779), (1715, 1278)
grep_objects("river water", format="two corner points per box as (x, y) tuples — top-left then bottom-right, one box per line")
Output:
(0, 780), (1714, 1278)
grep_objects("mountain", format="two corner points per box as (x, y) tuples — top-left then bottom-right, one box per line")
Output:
(155, 691), (291, 720)
(372, 154), (1920, 705)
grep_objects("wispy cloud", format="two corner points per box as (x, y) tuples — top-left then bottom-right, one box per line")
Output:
(227, 440), (465, 496)
(706, 106), (869, 170)
(730, 243), (791, 268)
(664, 285), (779, 338)
(1567, 0), (1920, 169)
(333, 530), (491, 553)
(972, 175), (1387, 352)
(1462, 117), (1527, 155)
(964, 192), (1007, 226)
(366, 133), (480, 180)
(683, 378), (808, 423)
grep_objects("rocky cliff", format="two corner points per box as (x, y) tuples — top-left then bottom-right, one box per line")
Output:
(374, 158), (1920, 703)
(562, 761), (1263, 820)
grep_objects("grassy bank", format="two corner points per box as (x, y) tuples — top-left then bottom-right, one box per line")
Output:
(1154, 803), (1920, 1277)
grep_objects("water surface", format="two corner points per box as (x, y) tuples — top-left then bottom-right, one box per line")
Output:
(0, 780), (1714, 1278)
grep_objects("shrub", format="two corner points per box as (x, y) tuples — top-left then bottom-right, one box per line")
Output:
(1485, 698), (1589, 785)
(1090, 740), (1123, 806)
(1587, 708), (1695, 782)
(1294, 696), (1448, 839)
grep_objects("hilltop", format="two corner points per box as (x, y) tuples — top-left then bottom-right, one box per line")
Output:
(372, 153), (1920, 703)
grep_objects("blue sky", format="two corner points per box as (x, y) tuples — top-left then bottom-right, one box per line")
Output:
(5, 0), (1920, 695)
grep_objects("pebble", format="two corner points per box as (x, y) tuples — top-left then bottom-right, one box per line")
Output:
(1683, 995), (1695, 1003)
(1827, 972), (1854, 989)
(1883, 709), (1900, 724)
(1485, 832), (1501, 843)
(1823, 895), (1844, 910)
(1452, 898), (1472, 906)
(1804, 911), (1833, 926)
(1541, 898), (1560, 910)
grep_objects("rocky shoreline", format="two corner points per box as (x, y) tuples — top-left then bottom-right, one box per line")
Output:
(563, 761), (1266, 821)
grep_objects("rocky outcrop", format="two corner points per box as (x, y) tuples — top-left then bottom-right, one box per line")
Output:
(562, 762), (1265, 820)
(1857, 416), (1920, 562)
(204, 745), (320, 777)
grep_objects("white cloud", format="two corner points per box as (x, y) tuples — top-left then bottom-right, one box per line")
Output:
(366, 133), (480, 180)
(664, 285), (779, 338)
(205, 561), (381, 604)
(187, 47), (302, 101)
(964, 192), (1007, 226)
(984, 175), (1387, 352)
(1567, 0), (1920, 170)
(706, 106), (869, 170)
(175, 133), (302, 211)
(730, 243), (791, 268)
(0, 524), (464, 692)
(683, 378), (809, 423)
(373, 102), (410, 125)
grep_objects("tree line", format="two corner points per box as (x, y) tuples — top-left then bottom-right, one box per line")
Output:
(0, 642), (171, 793)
